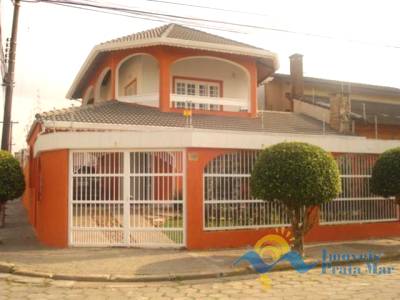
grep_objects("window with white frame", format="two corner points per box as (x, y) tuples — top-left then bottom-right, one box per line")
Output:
(174, 78), (221, 110)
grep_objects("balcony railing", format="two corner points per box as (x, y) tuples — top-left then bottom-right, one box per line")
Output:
(170, 94), (249, 112)
(117, 93), (249, 112)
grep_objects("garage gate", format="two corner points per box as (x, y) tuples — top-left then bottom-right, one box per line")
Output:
(68, 150), (185, 248)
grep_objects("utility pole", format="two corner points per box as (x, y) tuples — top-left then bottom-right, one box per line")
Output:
(0, 121), (18, 152)
(1, 0), (21, 151)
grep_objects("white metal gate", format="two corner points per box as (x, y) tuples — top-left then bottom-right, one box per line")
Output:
(69, 150), (185, 248)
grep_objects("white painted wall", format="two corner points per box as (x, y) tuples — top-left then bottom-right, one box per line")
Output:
(118, 56), (142, 96)
(170, 57), (249, 103)
(117, 55), (159, 98)
(34, 126), (400, 157)
(141, 55), (159, 94)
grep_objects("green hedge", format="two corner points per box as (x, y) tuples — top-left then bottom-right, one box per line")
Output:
(0, 151), (25, 203)
(250, 142), (341, 208)
(371, 147), (400, 198)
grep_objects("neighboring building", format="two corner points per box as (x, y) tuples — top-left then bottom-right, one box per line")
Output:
(261, 55), (400, 139)
(23, 24), (399, 249)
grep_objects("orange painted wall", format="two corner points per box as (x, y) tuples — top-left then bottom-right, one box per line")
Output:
(186, 148), (400, 250)
(34, 150), (69, 247)
(22, 123), (42, 226)
(82, 45), (259, 117)
(23, 144), (69, 248)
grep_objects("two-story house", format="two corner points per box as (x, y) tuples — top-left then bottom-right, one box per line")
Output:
(23, 24), (400, 249)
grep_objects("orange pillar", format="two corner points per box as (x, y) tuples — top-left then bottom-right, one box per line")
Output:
(186, 150), (204, 249)
(159, 57), (171, 112)
(110, 54), (117, 100)
(249, 65), (258, 117)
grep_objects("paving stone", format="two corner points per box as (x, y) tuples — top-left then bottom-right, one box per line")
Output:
(0, 261), (400, 299)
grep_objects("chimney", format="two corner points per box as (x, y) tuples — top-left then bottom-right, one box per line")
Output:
(289, 54), (304, 100)
(329, 92), (351, 134)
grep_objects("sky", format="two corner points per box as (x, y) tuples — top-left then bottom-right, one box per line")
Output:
(1, 0), (400, 151)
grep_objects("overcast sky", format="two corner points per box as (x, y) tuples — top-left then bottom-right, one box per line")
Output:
(1, 0), (400, 150)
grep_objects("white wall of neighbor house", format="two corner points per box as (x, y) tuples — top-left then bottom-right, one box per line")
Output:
(170, 57), (250, 102)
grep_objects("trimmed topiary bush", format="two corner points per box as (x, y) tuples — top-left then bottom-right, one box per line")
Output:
(371, 147), (400, 205)
(250, 142), (341, 256)
(0, 150), (25, 227)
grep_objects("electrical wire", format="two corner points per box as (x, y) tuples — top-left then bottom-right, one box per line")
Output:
(110, 0), (272, 17)
(50, 1), (246, 33)
(19, 0), (400, 49)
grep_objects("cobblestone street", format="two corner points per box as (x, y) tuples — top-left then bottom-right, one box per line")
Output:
(1, 260), (399, 300)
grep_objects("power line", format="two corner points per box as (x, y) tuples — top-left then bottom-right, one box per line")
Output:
(54, 2), (246, 33)
(20, 0), (400, 50)
(22, 0), (247, 33)
(124, 0), (271, 17)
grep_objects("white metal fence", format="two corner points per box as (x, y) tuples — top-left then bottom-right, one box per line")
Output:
(203, 151), (289, 230)
(203, 151), (399, 230)
(69, 150), (185, 247)
(320, 153), (399, 224)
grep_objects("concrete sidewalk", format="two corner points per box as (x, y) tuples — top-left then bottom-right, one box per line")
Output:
(1, 200), (400, 282)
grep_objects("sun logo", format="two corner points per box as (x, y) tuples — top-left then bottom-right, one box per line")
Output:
(233, 228), (317, 288)
(234, 227), (315, 290)
(253, 228), (294, 289)
(254, 228), (294, 261)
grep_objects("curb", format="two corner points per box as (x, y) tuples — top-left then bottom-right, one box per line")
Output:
(1, 253), (400, 283)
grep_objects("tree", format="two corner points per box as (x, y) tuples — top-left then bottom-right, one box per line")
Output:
(0, 150), (25, 227)
(371, 147), (400, 205)
(250, 142), (341, 256)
